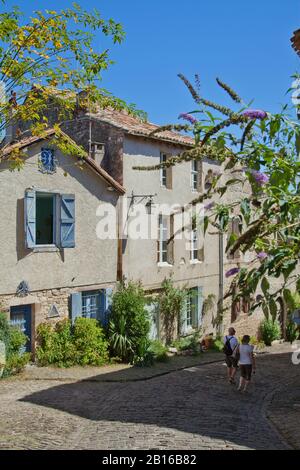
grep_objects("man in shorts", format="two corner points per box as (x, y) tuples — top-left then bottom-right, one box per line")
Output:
(223, 327), (239, 384)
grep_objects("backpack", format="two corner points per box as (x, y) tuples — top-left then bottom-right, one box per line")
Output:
(222, 336), (235, 356)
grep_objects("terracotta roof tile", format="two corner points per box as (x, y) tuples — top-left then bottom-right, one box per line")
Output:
(91, 108), (194, 147)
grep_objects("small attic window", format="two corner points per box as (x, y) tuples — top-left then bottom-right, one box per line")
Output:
(39, 148), (56, 174)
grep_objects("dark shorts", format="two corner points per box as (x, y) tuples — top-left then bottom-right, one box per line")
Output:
(225, 356), (238, 368)
(240, 364), (252, 381)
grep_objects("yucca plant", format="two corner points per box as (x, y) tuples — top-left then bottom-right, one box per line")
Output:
(108, 315), (134, 362)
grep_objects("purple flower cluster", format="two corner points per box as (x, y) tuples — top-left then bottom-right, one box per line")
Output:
(178, 113), (198, 124)
(225, 267), (240, 278)
(204, 201), (215, 210)
(257, 252), (268, 260)
(251, 170), (269, 186)
(242, 109), (267, 120)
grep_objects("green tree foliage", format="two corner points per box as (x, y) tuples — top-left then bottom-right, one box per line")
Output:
(0, 2), (144, 169)
(135, 73), (300, 318)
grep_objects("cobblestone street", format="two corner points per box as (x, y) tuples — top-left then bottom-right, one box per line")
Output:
(0, 348), (299, 450)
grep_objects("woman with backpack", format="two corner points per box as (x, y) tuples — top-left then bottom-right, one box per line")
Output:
(223, 327), (239, 384)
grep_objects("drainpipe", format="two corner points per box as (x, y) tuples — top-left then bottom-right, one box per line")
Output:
(117, 196), (123, 282)
(218, 231), (224, 337)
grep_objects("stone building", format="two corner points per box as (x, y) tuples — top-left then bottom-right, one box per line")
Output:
(0, 99), (268, 352)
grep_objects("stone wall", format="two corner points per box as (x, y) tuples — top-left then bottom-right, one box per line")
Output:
(0, 288), (71, 355)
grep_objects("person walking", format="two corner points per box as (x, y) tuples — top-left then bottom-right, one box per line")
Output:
(237, 335), (256, 392)
(223, 327), (239, 384)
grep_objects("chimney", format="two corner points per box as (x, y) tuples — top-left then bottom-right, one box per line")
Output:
(91, 142), (105, 167)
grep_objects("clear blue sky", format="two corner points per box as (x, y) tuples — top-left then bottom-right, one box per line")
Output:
(12, 0), (300, 124)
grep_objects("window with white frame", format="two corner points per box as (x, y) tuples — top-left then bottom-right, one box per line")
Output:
(82, 291), (101, 319)
(25, 190), (75, 249)
(160, 153), (167, 187)
(157, 214), (168, 263)
(191, 227), (198, 261)
(185, 288), (198, 330)
(186, 294), (193, 328)
(191, 160), (198, 191)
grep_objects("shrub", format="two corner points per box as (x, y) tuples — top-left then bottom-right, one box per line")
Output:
(108, 281), (150, 363)
(132, 337), (155, 367)
(260, 318), (281, 346)
(171, 331), (201, 355)
(159, 279), (186, 345)
(36, 320), (75, 367)
(0, 312), (30, 377)
(286, 321), (299, 344)
(72, 317), (109, 366)
(36, 318), (108, 367)
(148, 340), (169, 362)
(212, 337), (224, 352)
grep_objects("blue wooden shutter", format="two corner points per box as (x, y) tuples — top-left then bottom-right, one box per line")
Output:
(99, 288), (113, 327)
(196, 286), (204, 328)
(25, 190), (36, 248)
(60, 194), (75, 248)
(71, 292), (82, 324)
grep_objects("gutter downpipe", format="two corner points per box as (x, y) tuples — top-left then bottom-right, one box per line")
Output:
(218, 231), (224, 337)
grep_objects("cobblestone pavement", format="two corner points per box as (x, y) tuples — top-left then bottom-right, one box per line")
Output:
(0, 349), (299, 450)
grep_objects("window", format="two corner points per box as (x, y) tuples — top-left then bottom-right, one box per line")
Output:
(186, 293), (194, 328)
(25, 190), (75, 249)
(36, 193), (55, 245)
(227, 216), (241, 260)
(70, 288), (113, 326)
(157, 214), (174, 264)
(204, 169), (214, 190)
(191, 228), (198, 261)
(191, 160), (202, 191)
(181, 287), (203, 334)
(160, 153), (167, 187)
(160, 152), (172, 189)
(82, 291), (101, 319)
(40, 148), (55, 173)
(190, 215), (204, 262)
(158, 214), (168, 263)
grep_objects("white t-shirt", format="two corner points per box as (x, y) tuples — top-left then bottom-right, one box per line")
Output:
(223, 335), (238, 353)
(239, 344), (254, 364)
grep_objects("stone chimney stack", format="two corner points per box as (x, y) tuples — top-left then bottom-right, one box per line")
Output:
(91, 141), (105, 167)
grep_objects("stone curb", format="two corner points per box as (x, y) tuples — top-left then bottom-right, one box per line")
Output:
(16, 354), (224, 383)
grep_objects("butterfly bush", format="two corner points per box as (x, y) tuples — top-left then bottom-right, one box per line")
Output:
(242, 109), (267, 120)
(178, 113), (198, 124)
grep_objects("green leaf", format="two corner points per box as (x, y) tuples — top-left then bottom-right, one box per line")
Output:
(269, 298), (277, 322)
(261, 277), (270, 297)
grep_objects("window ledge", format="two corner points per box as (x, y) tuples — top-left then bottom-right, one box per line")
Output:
(33, 246), (60, 253)
(157, 262), (173, 268)
(190, 260), (202, 265)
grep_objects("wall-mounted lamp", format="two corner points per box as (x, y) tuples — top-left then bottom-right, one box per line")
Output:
(128, 191), (157, 215)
